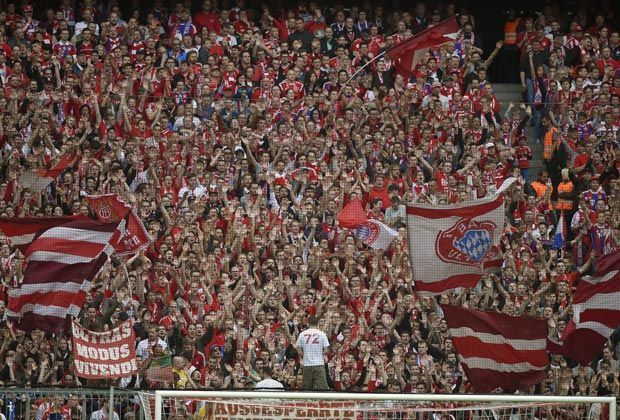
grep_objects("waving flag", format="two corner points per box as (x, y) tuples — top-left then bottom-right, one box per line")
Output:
(18, 152), (75, 192)
(354, 219), (398, 250)
(552, 211), (566, 250)
(386, 17), (459, 78)
(407, 194), (506, 296)
(337, 199), (397, 250)
(86, 194), (151, 256)
(337, 200), (368, 229)
(561, 251), (620, 365)
(0, 217), (126, 332)
(442, 305), (548, 392)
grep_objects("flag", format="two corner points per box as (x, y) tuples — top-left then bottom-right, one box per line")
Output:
(385, 17), (459, 78)
(18, 152), (75, 192)
(442, 305), (548, 393)
(561, 251), (620, 365)
(146, 350), (173, 385)
(337, 200), (367, 229)
(354, 219), (398, 251)
(552, 211), (566, 250)
(0, 217), (126, 332)
(337, 200), (397, 250)
(86, 194), (151, 256)
(406, 191), (509, 295)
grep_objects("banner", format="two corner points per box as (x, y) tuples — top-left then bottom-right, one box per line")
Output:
(72, 320), (138, 379)
(86, 194), (151, 256)
(406, 195), (506, 295)
(441, 305), (548, 392)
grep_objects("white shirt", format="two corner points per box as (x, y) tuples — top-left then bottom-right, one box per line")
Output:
(90, 409), (120, 420)
(296, 327), (329, 367)
(178, 184), (206, 199)
(136, 338), (168, 359)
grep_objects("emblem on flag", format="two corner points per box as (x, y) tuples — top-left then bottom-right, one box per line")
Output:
(355, 223), (379, 246)
(436, 218), (499, 266)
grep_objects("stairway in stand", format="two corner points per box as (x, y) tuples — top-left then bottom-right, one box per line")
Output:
(493, 83), (545, 177)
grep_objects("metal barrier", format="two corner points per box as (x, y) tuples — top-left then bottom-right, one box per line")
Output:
(0, 388), (152, 420)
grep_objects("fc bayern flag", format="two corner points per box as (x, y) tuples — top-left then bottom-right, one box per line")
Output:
(86, 194), (151, 256)
(386, 16), (459, 78)
(354, 219), (398, 251)
(407, 187), (512, 295)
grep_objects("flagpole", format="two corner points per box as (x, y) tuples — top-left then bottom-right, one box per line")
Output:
(338, 15), (459, 96)
(338, 49), (388, 96)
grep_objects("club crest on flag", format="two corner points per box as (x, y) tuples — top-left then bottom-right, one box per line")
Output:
(436, 218), (499, 267)
(97, 204), (112, 221)
(355, 223), (379, 246)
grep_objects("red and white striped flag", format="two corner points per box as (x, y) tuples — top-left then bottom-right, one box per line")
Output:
(562, 251), (620, 365)
(0, 217), (126, 332)
(442, 305), (548, 392)
(18, 152), (75, 192)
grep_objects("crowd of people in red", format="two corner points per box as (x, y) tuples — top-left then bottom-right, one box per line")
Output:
(0, 0), (618, 408)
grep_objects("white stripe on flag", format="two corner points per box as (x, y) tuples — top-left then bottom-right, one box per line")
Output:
(459, 356), (546, 373)
(450, 327), (547, 350)
(581, 271), (619, 285)
(15, 281), (93, 296)
(8, 233), (37, 246)
(576, 321), (616, 338)
(575, 292), (620, 311)
(19, 303), (84, 319)
(27, 251), (99, 265)
(38, 227), (115, 244)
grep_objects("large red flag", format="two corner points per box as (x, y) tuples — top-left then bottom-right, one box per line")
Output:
(86, 194), (151, 256)
(442, 305), (549, 393)
(0, 217), (126, 332)
(561, 251), (620, 365)
(385, 17), (459, 78)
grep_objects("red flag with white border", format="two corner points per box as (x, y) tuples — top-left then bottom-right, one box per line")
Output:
(86, 194), (151, 256)
(406, 193), (507, 295)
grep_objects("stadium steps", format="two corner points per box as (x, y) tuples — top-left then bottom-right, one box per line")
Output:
(494, 83), (545, 176)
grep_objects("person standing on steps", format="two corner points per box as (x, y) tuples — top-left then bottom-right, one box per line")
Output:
(295, 317), (330, 390)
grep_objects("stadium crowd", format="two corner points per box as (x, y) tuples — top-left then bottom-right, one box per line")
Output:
(0, 0), (618, 410)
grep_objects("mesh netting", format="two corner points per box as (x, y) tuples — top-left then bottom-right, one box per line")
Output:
(147, 395), (614, 420)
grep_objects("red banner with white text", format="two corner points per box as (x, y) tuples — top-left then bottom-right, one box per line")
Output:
(72, 320), (138, 379)
(86, 194), (151, 256)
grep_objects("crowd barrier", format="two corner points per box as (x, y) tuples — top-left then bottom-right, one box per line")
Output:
(0, 388), (152, 420)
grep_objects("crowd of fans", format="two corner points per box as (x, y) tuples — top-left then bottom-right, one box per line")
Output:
(0, 0), (618, 412)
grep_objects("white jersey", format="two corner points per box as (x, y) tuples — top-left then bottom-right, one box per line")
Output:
(296, 327), (329, 367)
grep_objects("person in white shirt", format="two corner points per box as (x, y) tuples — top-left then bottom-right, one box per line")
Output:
(90, 400), (120, 420)
(136, 326), (168, 360)
(295, 317), (330, 390)
(255, 367), (285, 390)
